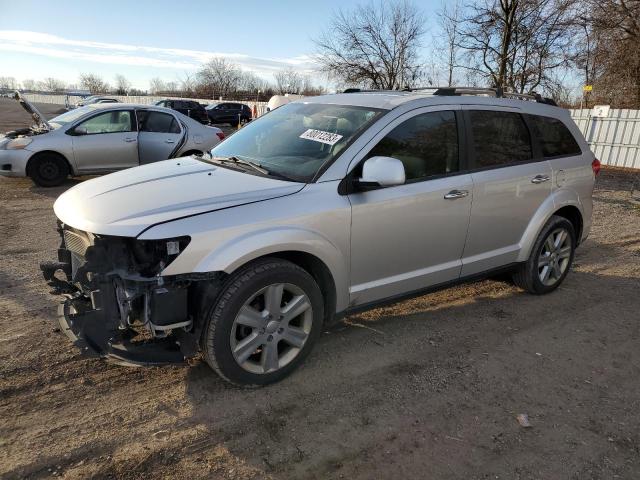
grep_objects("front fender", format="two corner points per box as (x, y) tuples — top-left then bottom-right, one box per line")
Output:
(168, 225), (350, 312)
(517, 189), (585, 262)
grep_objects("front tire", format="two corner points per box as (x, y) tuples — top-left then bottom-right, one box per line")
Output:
(203, 258), (324, 386)
(513, 215), (576, 294)
(29, 153), (69, 187)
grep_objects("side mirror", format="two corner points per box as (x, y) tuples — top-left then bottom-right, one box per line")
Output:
(355, 156), (405, 189)
(73, 126), (88, 135)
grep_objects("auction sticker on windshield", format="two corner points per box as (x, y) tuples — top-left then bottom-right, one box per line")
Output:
(299, 129), (343, 146)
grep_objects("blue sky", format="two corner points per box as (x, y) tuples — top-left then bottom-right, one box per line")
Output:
(0, 0), (442, 90)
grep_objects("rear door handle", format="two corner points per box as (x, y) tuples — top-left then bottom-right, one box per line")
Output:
(124, 137), (137, 143)
(165, 139), (175, 144)
(531, 174), (550, 184)
(444, 189), (469, 200)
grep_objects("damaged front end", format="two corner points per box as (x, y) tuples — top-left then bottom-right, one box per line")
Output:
(40, 224), (216, 366)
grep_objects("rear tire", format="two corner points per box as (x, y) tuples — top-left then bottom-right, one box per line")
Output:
(29, 153), (69, 187)
(513, 215), (576, 294)
(202, 258), (324, 386)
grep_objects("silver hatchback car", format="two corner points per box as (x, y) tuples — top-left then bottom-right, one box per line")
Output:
(42, 87), (598, 385)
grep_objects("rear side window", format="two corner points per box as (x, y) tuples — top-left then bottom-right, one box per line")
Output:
(529, 115), (582, 158)
(138, 111), (180, 134)
(366, 110), (459, 181)
(469, 110), (532, 168)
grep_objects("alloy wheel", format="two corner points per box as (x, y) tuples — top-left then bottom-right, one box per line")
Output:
(230, 283), (313, 374)
(537, 227), (572, 286)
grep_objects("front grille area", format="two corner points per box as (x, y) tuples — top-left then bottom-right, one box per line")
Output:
(63, 229), (91, 257)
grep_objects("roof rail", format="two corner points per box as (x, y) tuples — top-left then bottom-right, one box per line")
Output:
(424, 86), (557, 106)
(342, 86), (557, 106)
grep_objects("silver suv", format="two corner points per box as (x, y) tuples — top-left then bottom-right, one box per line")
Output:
(41, 87), (598, 385)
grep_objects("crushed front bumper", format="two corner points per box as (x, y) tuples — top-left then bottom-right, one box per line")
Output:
(55, 295), (190, 366)
(40, 225), (201, 366)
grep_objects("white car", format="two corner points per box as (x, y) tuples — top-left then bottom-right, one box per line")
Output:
(0, 93), (224, 186)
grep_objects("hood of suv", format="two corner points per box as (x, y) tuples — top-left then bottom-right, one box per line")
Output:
(54, 157), (305, 237)
(13, 91), (52, 131)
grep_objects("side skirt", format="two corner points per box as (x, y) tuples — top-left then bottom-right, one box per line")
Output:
(335, 262), (521, 321)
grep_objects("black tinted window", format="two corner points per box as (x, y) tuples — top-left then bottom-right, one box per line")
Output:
(138, 111), (180, 133)
(366, 111), (459, 181)
(470, 111), (532, 167)
(529, 115), (581, 158)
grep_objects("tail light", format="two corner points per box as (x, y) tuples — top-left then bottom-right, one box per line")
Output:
(591, 158), (601, 176)
(216, 132), (225, 141)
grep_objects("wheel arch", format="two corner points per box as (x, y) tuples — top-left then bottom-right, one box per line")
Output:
(26, 150), (75, 176)
(258, 250), (337, 326)
(553, 205), (583, 244)
(518, 192), (585, 262)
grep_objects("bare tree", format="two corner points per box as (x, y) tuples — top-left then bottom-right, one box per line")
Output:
(581, 0), (640, 107)
(114, 74), (131, 95)
(197, 58), (241, 99)
(0, 76), (18, 90)
(79, 73), (109, 94)
(437, 0), (463, 86)
(165, 81), (178, 93)
(274, 67), (303, 94)
(457, 0), (577, 93)
(179, 72), (197, 95)
(149, 77), (166, 95)
(315, 0), (426, 89)
(39, 77), (67, 92)
(21, 79), (37, 91)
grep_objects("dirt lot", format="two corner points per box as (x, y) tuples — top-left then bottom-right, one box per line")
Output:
(1, 98), (640, 479)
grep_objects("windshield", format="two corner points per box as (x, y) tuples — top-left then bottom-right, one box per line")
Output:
(209, 103), (383, 182)
(49, 106), (96, 128)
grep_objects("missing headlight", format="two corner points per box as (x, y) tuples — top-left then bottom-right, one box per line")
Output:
(129, 236), (191, 276)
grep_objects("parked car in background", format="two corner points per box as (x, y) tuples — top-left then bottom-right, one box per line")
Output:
(206, 102), (252, 125)
(155, 99), (210, 124)
(41, 87), (596, 386)
(0, 93), (224, 186)
(74, 96), (120, 107)
(266, 94), (305, 112)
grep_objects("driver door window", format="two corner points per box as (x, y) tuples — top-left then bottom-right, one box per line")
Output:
(70, 110), (138, 171)
(365, 110), (459, 182)
(76, 110), (134, 134)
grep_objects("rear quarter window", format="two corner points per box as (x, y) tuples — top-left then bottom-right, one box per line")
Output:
(529, 115), (582, 158)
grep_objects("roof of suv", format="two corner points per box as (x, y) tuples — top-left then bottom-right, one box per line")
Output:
(300, 91), (565, 116)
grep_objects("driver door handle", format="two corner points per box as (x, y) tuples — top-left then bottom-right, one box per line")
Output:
(531, 174), (550, 184)
(165, 139), (175, 144)
(124, 137), (137, 143)
(444, 189), (469, 200)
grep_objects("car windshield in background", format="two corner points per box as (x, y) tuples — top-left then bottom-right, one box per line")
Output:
(49, 106), (96, 128)
(209, 103), (383, 182)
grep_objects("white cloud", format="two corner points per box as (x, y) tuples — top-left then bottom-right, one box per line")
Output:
(0, 30), (319, 79)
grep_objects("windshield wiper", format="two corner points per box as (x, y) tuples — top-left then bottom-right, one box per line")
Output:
(209, 155), (269, 176)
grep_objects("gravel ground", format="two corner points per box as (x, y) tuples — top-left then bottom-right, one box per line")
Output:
(1, 98), (640, 479)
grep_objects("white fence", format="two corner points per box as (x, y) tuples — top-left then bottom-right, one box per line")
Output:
(570, 108), (640, 170)
(23, 93), (270, 116)
(18, 94), (640, 170)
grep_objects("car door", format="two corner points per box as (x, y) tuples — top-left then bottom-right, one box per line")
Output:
(70, 109), (138, 172)
(207, 104), (221, 123)
(348, 107), (473, 306)
(137, 110), (184, 164)
(460, 108), (553, 276)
